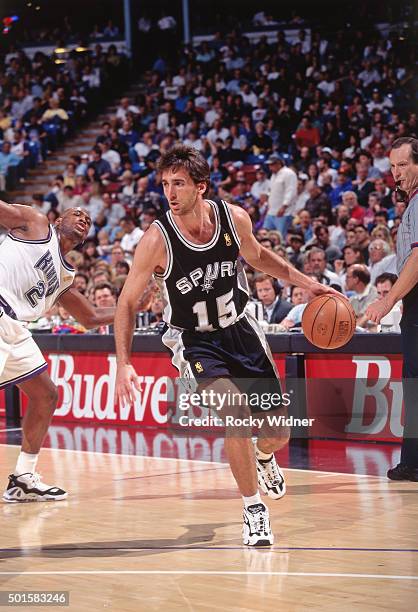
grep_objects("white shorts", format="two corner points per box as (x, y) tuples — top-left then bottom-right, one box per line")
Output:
(0, 312), (47, 389)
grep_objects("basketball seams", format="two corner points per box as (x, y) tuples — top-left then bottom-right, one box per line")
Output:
(309, 296), (332, 346)
(326, 297), (339, 349)
(302, 295), (356, 349)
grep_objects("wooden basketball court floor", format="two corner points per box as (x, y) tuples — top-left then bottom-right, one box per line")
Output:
(0, 435), (417, 611)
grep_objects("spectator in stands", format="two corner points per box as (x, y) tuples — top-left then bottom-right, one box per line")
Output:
(263, 154), (297, 237)
(250, 167), (270, 201)
(374, 272), (401, 333)
(287, 233), (305, 270)
(368, 238), (392, 283)
(0, 141), (21, 190)
(41, 98), (69, 123)
(345, 264), (377, 327)
(295, 209), (313, 241)
(329, 172), (353, 207)
(93, 283), (117, 308)
(100, 140), (121, 174)
(295, 116), (320, 150)
(253, 274), (293, 324)
(372, 142), (391, 174)
(57, 185), (78, 213)
(353, 163), (376, 206)
(374, 177), (393, 208)
(370, 224), (393, 248)
(120, 216), (144, 255)
(354, 224), (371, 263)
(73, 273), (89, 294)
(115, 261), (130, 276)
(116, 97), (139, 122)
(313, 225), (342, 264)
(304, 181), (331, 219)
(341, 191), (365, 222)
(279, 277), (319, 330)
(149, 291), (164, 325)
(31, 193), (50, 215)
(88, 146), (112, 183)
(306, 247), (342, 290)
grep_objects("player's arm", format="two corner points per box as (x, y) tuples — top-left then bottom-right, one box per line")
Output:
(229, 204), (336, 296)
(366, 248), (418, 323)
(114, 225), (166, 405)
(0, 199), (49, 238)
(58, 288), (115, 328)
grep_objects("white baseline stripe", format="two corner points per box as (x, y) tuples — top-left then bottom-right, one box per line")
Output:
(0, 428), (22, 433)
(0, 443), (387, 478)
(0, 570), (416, 580)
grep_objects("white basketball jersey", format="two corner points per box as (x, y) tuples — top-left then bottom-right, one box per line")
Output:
(0, 225), (75, 322)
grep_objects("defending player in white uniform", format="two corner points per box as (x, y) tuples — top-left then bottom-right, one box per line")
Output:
(0, 203), (116, 502)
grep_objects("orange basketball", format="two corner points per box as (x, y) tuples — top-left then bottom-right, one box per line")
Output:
(302, 294), (356, 349)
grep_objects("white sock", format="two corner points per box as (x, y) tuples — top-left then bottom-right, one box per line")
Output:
(243, 491), (262, 508)
(15, 451), (38, 476)
(256, 443), (273, 461)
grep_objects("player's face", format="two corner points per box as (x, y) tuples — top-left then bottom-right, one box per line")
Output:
(161, 167), (206, 216)
(58, 208), (92, 243)
(390, 144), (418, 196)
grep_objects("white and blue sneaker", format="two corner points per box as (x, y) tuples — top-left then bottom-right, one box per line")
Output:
(255, 447), (286, 500)
(3, 472), (67, 503)
(242, 503), (274, 547)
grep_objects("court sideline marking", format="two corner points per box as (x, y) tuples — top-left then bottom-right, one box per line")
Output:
(0, 443), (389, 479)
(0, 570), (416, 580)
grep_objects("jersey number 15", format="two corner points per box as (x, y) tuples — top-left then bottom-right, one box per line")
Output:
(192, 289), (237, 332)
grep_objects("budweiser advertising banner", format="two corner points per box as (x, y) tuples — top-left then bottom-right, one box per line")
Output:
(305, 354), (404, 442)
(21, 352), (287, 427)
(20, 351), (405, 442)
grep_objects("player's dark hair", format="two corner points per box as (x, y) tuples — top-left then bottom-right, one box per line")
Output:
(157, 145), (210, 190)
(392, 137), (418, 164)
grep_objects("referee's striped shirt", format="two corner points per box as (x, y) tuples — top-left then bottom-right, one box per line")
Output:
(397, 190), (418, 274)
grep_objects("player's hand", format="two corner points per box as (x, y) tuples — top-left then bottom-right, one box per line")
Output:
(365, 297), (393, 324)
(115, 364), (141, 406)
(310, 282), (342, 299)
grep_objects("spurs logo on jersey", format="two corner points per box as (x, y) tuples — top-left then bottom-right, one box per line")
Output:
(153, 199), (249, 332)
(176, 261), (237, 295)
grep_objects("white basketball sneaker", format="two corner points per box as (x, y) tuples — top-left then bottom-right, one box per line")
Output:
(255, 446), (286, 500)
(3, 473), (68, 503)
(242, 503), (274, 547)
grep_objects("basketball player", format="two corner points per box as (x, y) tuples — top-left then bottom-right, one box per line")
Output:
(366, 137), (418, 482)
(114, 146), (336, 546)
(0, 203), (116, 502)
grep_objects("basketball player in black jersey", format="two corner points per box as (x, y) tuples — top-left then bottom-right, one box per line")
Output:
(115, 145), (336, 546)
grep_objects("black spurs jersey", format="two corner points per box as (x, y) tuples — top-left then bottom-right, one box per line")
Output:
(153, 199), (249, 332)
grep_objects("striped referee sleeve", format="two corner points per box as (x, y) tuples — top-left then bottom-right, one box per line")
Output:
(410, 193), (418, 248)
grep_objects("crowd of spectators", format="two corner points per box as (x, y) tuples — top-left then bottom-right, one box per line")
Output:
(0, 41), (128, 191)
(3, 21), (415, 333)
